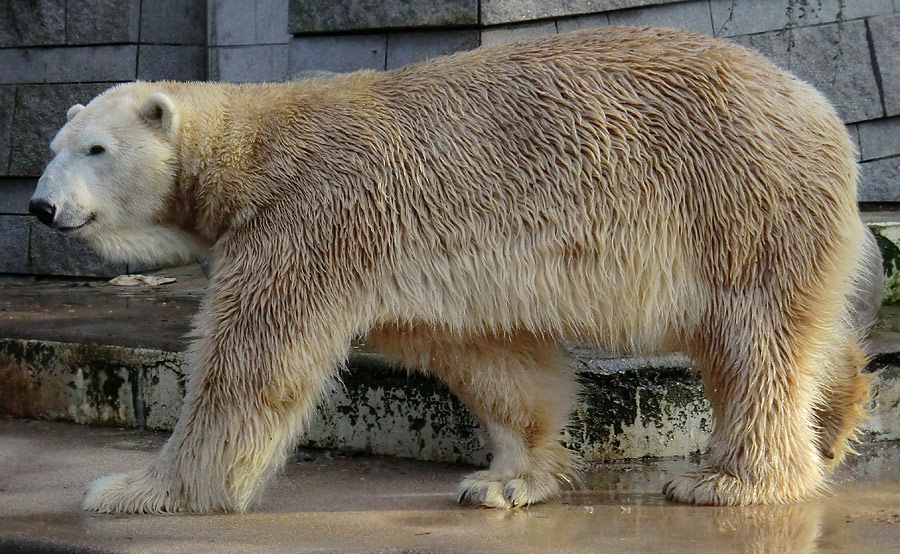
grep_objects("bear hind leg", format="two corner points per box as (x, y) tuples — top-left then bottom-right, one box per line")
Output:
(666, 308), (832, 505)
(367, 325), (580, 508)
(812, 332), (871, 470)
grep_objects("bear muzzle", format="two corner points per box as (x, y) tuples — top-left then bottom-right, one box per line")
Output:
(28, 197), (95, 232)
(28, 198), (56, 226)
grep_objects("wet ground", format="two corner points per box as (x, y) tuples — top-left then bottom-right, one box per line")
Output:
(1, 417), (898, 554)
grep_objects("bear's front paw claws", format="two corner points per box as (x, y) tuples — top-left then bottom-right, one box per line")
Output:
(83, 470), (180, 514)
(457, 472), (512, 509)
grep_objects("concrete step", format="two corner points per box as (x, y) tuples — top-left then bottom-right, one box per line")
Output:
(2, 220), (900, 464)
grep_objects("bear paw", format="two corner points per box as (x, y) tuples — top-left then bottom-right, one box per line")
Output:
(663, 469), (818, 506)
(457, 470), (562, 509)
(83, 469), (183, 514)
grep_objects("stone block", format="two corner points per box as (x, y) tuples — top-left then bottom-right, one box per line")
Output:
(65, 0), (140, 44)
(0, 0), (65, 47)
(0, 87), (14, 175)
(789, 21), (882, 124)
(0, 216), (30, 274)
(140, 0), (206, 45)
(1, 46), (138, 85)
(386, 30), (479, 70)
(289, 0), (477, 34)
(8, 84), (112, 177)
(709, 0), (790, 38)
(859, 156), (900, 202)
(788, 0), (893, 27)
(869, 14), (900, 116)
(481, 21), (557, 48)
(0, 178), (36, 214)
(728, 30), (791, 69)
(846, 123), (862, 162)
(30, 220), (126, 277)
(482, 0), (677, 25)
(608, 0), (714, 36)
(255, 0), (292, 45)
(289, 35), (386, 74)
(211, 45), (288, 82)
(138, 46), (206, 81)
(43, 45), (137, 83)
(0, 49), (45, 84)
(858, 117), (900, 161)
(210, 0), (255, 46)
(557, 13), (610, 34)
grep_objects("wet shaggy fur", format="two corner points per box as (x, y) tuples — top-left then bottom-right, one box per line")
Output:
(39, 27), (873, 512)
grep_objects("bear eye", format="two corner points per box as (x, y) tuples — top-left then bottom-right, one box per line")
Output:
(89, 145), (105, 155)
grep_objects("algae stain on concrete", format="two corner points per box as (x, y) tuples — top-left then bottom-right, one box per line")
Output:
(870, 225), (900, 304)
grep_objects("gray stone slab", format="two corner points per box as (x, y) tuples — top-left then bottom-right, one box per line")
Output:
(255, 0), (292, 45)
(846, 123), (862, 162)
(0, 216), (30, 274)
(386, 30), (479, 70)
(212, 44), (289, 82)
(289, 0), (477, 34)
(29, 219), (126, 277)
(140, 0), (207, 45)
(0, 178), (36, 215)
(789, 20), (882, 124)
(289, 35), (386, 73)
(1, 46), (138, 85)
(0, 87), (14, 176)
(709, 0), (790, 38)
(0, 49), (47, 84)
(728, 29), (791, 69)
(210, 0), (256, 46)
(43, 45), (137, 83)
(859, 156), (900, 202)
(482, 0), (680, 25)
(481, 21), (557, 48)
(608, 0), (714, 36)
(869, 14), (900, 117)
(557, 13), (610, 34)
(0, 0), (65, 47)
(138, 46), (207, 81)
(8, 83), (112, 177)
(789, 0), (893, 27)
(65, 0), (140, 44)
(858, 117), (900, 161)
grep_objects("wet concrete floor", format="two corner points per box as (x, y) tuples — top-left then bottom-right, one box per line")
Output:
(1, 417), (898, 553)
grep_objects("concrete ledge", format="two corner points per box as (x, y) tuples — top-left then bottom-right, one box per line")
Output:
(1, 336), (897, 465)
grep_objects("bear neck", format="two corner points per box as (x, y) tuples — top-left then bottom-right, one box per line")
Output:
(169, 83), (270, 244)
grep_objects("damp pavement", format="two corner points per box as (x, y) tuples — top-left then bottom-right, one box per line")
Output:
(1, 417), (898, 554)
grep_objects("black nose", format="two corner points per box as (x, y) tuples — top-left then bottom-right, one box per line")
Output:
(29, 199), (56, 226)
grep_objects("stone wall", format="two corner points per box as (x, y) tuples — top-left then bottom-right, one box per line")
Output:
(1, 0), (899, 276)
(0, 0), (206, 277)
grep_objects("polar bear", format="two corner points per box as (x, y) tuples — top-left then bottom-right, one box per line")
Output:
(31, 27), (875, 513)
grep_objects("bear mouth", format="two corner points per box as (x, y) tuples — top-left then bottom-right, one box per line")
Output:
(57, 213), (96, 233)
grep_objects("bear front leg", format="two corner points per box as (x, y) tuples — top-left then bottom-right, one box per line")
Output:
(83, 249), (357, 513)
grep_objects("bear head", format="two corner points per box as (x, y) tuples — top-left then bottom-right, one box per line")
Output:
(30, 84), (201, 266)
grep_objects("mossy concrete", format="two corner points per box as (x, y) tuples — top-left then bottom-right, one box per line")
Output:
(1, 335), (898, 465)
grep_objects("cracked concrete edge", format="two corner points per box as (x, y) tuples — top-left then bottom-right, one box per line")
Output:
(1, 337), (897, 465)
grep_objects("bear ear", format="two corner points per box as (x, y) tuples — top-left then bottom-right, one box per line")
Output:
(66, 104), (84, 122)
(139, 92), (179, 134)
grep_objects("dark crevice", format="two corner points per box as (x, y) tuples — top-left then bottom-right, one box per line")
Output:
(865, 18), (889, 119)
